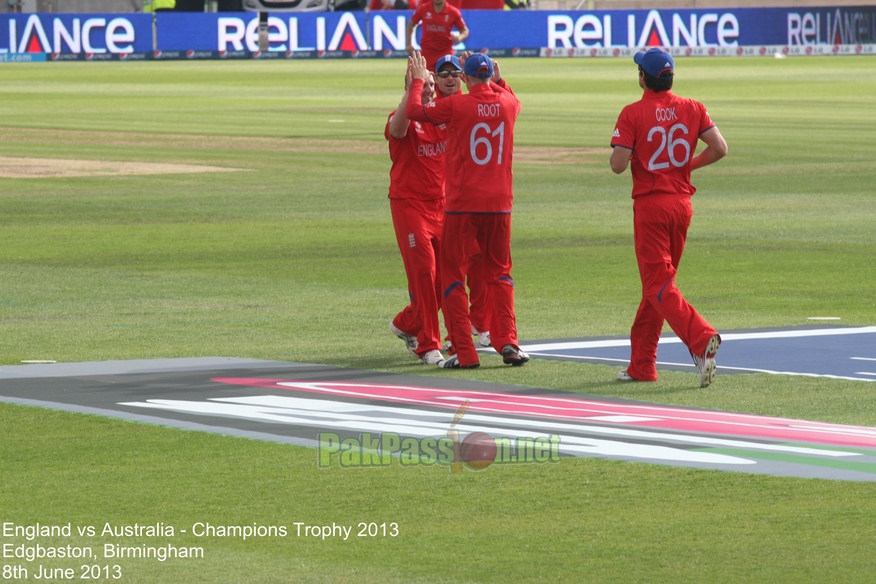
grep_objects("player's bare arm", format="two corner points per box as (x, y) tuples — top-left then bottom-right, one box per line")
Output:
(405, 19), (418, 55)
(389, 59), (415, 140)
(452, 25), (469, 44)
(609, 145), (632, 174)
(690, 126), (728, 171)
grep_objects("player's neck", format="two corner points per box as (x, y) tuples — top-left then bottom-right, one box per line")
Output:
(432, 0), (446, 11)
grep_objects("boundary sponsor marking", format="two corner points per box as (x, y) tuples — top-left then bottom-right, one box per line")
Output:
(3, 350), (876, 481)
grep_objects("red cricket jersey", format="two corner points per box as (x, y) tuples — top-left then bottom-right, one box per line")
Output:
(611, 90), (715, 199)
(406, 79), (520, 213)
(410, 2), (466, 61)
(385, 110), (446, 201)
(368, 0), (418, 10)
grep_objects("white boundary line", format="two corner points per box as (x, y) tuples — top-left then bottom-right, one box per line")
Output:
(518, 327), (876, 382)
(520, 326), (876, 352)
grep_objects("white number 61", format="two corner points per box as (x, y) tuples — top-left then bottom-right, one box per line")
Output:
(470, 122), (505, 166)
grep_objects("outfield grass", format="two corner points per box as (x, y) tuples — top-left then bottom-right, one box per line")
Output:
(1, 56), (876, 582)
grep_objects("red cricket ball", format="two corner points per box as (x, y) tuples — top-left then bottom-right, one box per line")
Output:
(460, 432), (497, 470)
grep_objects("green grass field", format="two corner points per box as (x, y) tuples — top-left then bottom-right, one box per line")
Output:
(1, 56), (875, 583)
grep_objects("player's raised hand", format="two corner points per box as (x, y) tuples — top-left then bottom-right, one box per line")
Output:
(405, 57), (413, 89)
(491, 59), (502, 83)
(410, 51), (430, 81)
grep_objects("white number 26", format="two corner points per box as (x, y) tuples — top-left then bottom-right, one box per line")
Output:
(647, 123), (691, 170)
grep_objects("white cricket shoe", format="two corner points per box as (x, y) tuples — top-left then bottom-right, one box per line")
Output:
(389, 321), (418, 355)
(501, 345), (529, 366)
(418, 350), (444, 365)
(691, 334), (721, 388)
(617, 369), (636, 382)
(470, 324), (491, 347)
(437, 355), (480, 369)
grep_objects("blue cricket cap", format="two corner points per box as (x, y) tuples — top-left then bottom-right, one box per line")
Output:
(434, 54), (462, 72)
(634, 48), (674, 78)
(463, 53), (493, 79)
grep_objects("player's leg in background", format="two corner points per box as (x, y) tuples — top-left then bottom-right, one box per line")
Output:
(466, 247), (492, 345)
(476, 214), (519, 353)
(639, 197), (717, 353)
(628, 199), (675, 381)
(414, 199), (446, 356)
(432, 213), (453, 353)
(440, 214), (479, 366)
(628, 297), (662, 382)
(423, 51), (441, 75)
(395, 199), (445, 356)
(389, 199), (425, 350)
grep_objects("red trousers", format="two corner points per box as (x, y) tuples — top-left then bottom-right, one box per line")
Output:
(467, 249), (492, 335)
(422, 51), (449, 75)
(627, 195), (718, 381)
(390, 198), (445, 356)
(441, 213), (518, 367)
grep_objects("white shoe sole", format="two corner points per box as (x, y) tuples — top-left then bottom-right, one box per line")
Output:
(618, 369), (635, 382)
(704, 335), (721, 358)
(700, 359), (716, 388)
(389, 322), (418, 354)
(418, 350), (444, 365)
(693, 334), (721, 388)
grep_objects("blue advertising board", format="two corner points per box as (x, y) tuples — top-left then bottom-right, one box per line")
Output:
(1, 7), (873, 55)
(154, 6), (875, 52)
(0, 13), (152, 55)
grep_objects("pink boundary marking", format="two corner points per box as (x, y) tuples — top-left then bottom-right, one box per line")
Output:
(211, 378), (876, 449)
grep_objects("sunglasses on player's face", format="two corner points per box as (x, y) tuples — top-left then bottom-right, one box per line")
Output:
(436, 70), (462, 78)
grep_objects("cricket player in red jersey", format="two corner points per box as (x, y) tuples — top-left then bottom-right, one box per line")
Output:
(386, 62), (448, 365)
(610, 48), (728, 387)
(434, 54), (493, 350)
(407, 51), (528, 369)
(405, 0), (469, 72)
(369, 0), (415, 10)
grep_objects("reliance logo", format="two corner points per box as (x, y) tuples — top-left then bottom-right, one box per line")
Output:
(1, 15), (138, 54)
(217, 14), (410, 52)
(547, 10), (740, 49)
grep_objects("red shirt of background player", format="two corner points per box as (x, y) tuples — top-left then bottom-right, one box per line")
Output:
(611, 91), (715, 199)
(368, 0), (417, 11)
(408, 1), (467, 70)
(405, 79), (519, 213)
